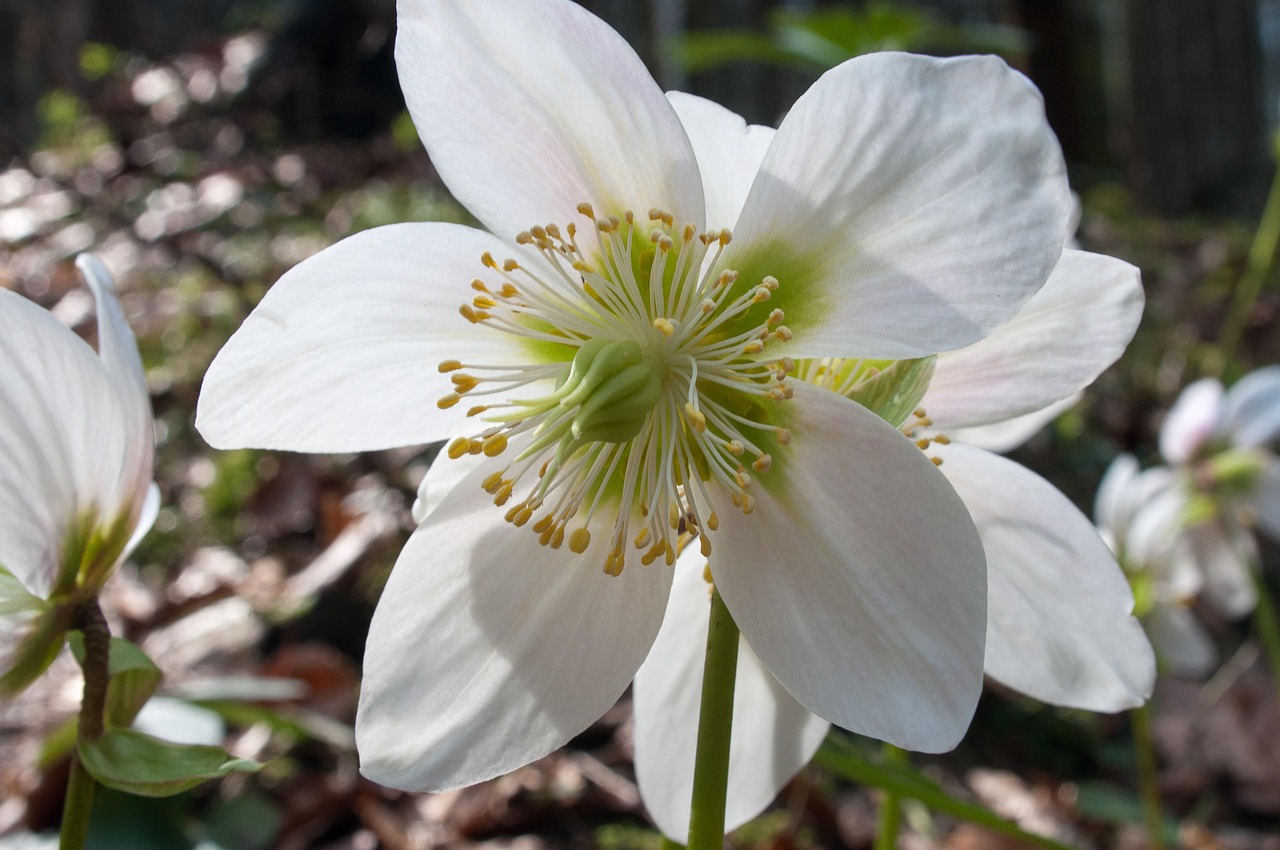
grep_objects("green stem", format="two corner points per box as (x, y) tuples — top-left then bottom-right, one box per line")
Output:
(1130, 702), (1165, 850)
(1215, 133), (1280, 374)
(874, 744), (906, 850)
(60, 598), (110, 850)
(685, 584), (741, 850)
(660, 839), (686, 850)
(1250, 569), (1280, 703)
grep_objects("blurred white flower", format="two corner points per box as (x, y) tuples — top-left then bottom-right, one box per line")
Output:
(0, 255), (157, 695)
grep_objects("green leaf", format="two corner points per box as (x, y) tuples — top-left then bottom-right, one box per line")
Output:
(815, 734), (1077, 850)
(68, 634), (163, 727)
(77, 728), (260, 797)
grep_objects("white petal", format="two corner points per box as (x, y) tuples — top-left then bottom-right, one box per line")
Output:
(1143, 605), (1216, 677)
(396, 0), (703, 241)
(711, 382), (986, 752)
(666, 92), (775, 231)
(1094, 454), (1141, 538)
(1222, 365), (1280, 448)
(633, 546), (829, 841)
(1159, 378), (1224, 464)
(1186, 520), (1257, 618)
(414, 449), (487, 525)
(0, 290), (136, 595)
(924, 250), (1142, 428)
(1124, 487), (1203, 602)
(945, 393), (1079, 454)
(727, 53), (1071, 359)
(934, 444), (1154, 711)
(356, 454), (673, 791)
(198, 223), (533, 452)
(1254, 462), (1280, 539)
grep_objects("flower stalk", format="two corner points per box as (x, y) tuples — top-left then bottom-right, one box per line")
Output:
(1130, 701), (1165, 850)
(1249, 569), (1280, 704)
(60, 598), (110, 850)
(874, 744), (906, 850)
(686, 583), (741, 850)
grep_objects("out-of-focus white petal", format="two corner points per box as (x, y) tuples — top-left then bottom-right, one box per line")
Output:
(356, 454), (673, 791)
(666, 92), (775, 231)
(1186, 520), (1257, 618)
(0, 290), (134, 595)
(1222, 365), (1280, 449)
(197, 224), (536, 453)
(924, 251), (1142, 429)
(727, 52), (1070, 360)
(1160, 378), (1224, 464)
(396, 0), (703, 242)
(1143, 605), (1216, 677)
(944, 393), (1079, 454)
(711, 382), (985, 752)
(121, 482), (161, 563)
(1255, 462), (1280, 539)
(934, 444), (1153, 711)
(633, 546), (829, 840)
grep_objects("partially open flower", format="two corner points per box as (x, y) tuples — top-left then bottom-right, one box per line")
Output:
(0, 255), (157, 695)
(197, 0), (1075, 794)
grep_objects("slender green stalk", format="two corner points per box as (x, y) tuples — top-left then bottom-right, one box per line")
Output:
(1216, 133), (1280, 374)
(685, 585), (741, 850)
(1130, 702), (1165, 850)
(660, 839), (686, 850)
(60, 598), (110, 850)
(874, 744), (906, 850)
(1250, 569), (1280, 703)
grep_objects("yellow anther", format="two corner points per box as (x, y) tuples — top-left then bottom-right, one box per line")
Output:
(761, 275), (779, 291)
(577, 202), (595, 217)
(596, 217), (615, 233)
(531, 225), (547, 240)
(572, 260), (596, 274)
(726, 440), (744, 456)
(471, 279), (489, 292)
(913, 407), (927, 418)
(447, 437), (470, 459)
(494, 482), (514, 505)
(499, 283), (519, 298)
(669, 503), (681, 530)
(916, 438), (931, 449)
(481, 251), (497, 269)
(513, 504), (534, 527)
(634, 527), (651, 548)
(604, 544), (625, 576)
(768, 308), (785, 324)
(466, 405), (489, 417)
(935, 434), (951, 445)
(753, 454), (773, 473)
(502, 258), (519, 272)
(473, 296), (496, 309)
(699, 535), (711, 556)
(735, 468), (753, 488)
(683, 223), (697, 241)
(653, 317), (676, 337)
(931, 456), (944, 467)
(539, 524), (555, 547)
(752, 286), (772, 303)
(743, 340), (764, 355)
(438, 359), (463, 372)
(467, 439), (484, 455)
(700, 298), (716, 314)
(437, 393), (461, 409)
(482, 472), (504, 493)
(533, 514), (554, 535)
(685, 402), (707, 433)
(656, 235), (674, 252)
(569, 527), (591, 554)
(546, 224), (561, 238)
(451, 373), (478, 392)
(779, 357), (795, 373)
(551, 526), (565, 550)
(773, 326), (793, 342)
(641, 540), (668, 566)
(706, 512), (719, 532)
(516, 231), (533, 244)
(741, 493), (755, 515)
(775, 428), (792, 447)
(482, 434), (509, 457)
(718, 229), (732, 246)
(703, 563), (714, 584)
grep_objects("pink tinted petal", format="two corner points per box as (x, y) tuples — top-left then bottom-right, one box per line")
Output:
(1160, 379), (1224, 464)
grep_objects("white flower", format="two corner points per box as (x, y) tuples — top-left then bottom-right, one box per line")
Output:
(1093, 455), (1215, 676)
(196, 0), (1074, 792)
(0, 255), (157, 694)
(1157, 369), (1280, 617)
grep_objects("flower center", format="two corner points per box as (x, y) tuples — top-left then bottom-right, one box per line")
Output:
(437, 205), (794, 575)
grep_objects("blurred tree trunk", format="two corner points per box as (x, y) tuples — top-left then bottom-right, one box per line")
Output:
(1121, 0), (1269, 212)
(0, 0), (91, 158)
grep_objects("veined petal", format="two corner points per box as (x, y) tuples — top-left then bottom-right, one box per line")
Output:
(396, 0), (703, 242)
(1222, 365), (1280, 448)
(1160, 378), (1223, 464)
(666, 92), (775, 231)
(727, 52), (1071, 359)
(944, 393), (1079, 454)
(934, 444), (1153, 711)
(197, 224), (536, 452)
(0, 289), (136, 596)
(356, 453), (673, 791)
(924, 251), (1143, 428)
(711, 382), (985, 751)
(633, 546), (829, 841)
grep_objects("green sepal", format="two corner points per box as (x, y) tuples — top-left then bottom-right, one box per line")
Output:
(0, 568), (73, 697)
(68, 633), (163, 728)
(842, 356), (937, 427)
(77, 728), (260, 797)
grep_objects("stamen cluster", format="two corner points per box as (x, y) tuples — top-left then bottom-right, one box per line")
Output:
(435, 205), (795, 575)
